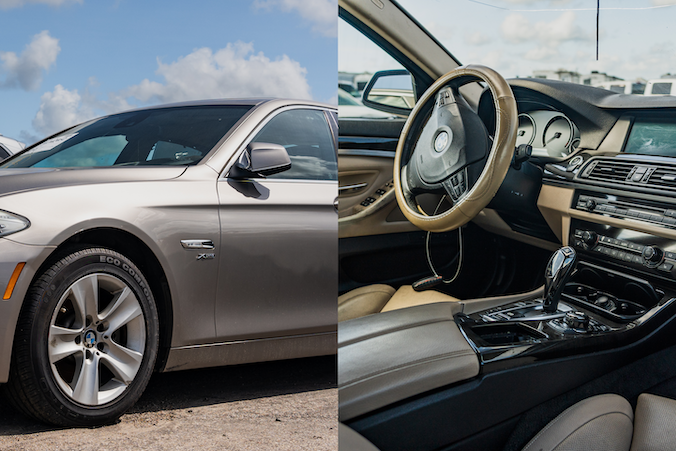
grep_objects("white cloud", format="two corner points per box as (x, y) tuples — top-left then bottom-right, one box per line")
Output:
(0, 0), (81, 9)
(501, 11), (590, 45)
(32, 85), (95, 136)
(523, 46), (559, 61)
(465, 31), (492, 46)
(124, 42), (311, 104)
(253, 0), (337, 37)
(0, 30), (60, 91)
(30, 42), (312, 138)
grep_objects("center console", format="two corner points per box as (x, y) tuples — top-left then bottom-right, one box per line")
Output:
(457, 207), (676, 367)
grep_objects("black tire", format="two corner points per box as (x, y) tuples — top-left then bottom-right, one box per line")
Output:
(2, 247), (159, 427)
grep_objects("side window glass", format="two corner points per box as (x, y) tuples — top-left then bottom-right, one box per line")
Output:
(338, 17), (406, 119)
(251, 109), (337, 181)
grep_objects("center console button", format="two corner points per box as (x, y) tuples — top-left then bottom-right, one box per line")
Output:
(564, 311), (590, 331)
(642, 245), (664, 267)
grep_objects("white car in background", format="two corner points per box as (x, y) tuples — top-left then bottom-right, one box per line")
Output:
(644, 78), (676, 96)
(593, 80), (646, 95)
(0, 134), (25, 161)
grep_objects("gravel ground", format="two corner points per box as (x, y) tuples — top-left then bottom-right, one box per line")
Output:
(0, 356), (337, 451)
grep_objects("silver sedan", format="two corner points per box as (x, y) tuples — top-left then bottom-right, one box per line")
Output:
(0, 99), (337, 426)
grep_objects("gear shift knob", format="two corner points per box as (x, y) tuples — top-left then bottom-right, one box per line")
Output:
(542, 246), (577, 313)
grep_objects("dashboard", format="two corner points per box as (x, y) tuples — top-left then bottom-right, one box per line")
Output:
(478, 77), (676, 305)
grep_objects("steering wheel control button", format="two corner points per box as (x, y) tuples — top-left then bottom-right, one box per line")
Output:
(445, 170), (468, 201)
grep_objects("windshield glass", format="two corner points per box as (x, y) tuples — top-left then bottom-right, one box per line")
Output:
(1, 105), (252, 168)
(395, 0), (675, 95)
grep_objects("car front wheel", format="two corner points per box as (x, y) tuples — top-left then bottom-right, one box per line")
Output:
(3, 247), (159, 427)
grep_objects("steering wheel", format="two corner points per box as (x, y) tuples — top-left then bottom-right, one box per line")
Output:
(393, 64), (518, 233)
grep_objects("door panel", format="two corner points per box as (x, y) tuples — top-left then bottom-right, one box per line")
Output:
(216, 180), (337, 341)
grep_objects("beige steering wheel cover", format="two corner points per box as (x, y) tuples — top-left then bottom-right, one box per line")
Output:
(393, 64), (518, 233)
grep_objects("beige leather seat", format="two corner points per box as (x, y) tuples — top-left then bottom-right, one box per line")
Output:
(337, 284), (461, 322)
(340, 393), (676, 451)
(522, 393), (676, 451)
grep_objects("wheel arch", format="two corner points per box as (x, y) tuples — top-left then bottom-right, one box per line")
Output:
(32, 227), (174, 372)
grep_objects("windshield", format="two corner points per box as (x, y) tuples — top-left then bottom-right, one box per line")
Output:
(395, 0), (674, 95)
(1, 105), (252, 168)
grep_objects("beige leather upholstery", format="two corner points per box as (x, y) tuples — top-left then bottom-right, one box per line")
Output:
(630, 393), (676, 451)
(339, 302), (478, 421)
(338, 284), (461, 322)
(522, 394), (634, 451)
(338, 284), (396, 322)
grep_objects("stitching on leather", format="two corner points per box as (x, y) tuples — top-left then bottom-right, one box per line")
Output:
(342, 349), (477, 386)
(522, 404), (633, 451)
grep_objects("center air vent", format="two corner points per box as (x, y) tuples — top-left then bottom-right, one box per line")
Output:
(578, 158), (676, 192)
(648, 167), (676, 189)
(580, 160), (634, 182)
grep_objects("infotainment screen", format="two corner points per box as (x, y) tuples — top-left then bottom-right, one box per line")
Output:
(624, 119), (676, 157)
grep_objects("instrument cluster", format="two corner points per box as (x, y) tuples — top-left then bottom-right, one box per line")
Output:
(516, 110), (580, 158)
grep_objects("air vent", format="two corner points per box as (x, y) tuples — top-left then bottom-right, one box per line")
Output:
(648, 167), (676, 189)
(582, 160), (634, 183)
(578, 158), (676, 192)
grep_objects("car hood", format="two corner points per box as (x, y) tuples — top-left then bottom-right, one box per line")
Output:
(0, 167), (187, 198)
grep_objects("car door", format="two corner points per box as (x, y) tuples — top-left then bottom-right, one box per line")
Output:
(215, 106), (338, 343)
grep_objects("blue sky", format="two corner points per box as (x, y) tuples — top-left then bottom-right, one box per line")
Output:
(341, 0), (676, 83)
(1, 0), (337, 144)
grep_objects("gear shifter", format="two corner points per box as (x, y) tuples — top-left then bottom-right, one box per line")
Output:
(542, 246), (577, 313)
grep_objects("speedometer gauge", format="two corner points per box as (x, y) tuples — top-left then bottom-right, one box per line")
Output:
(516, 114), (535, 146)
(543, 116), (574, 157)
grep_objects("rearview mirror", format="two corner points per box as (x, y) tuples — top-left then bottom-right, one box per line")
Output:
(362, 69), (416, 117)
(229, 142), (291, 179)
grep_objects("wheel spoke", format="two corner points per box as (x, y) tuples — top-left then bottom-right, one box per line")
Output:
(70, 275), (100, 322)
(71, 356), (99, 405)
(48, 325), (82, 364)
(100, 287), (142, 333)
(101, 341), (143, 384)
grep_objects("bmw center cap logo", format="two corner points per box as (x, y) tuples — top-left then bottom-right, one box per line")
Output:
(434, 130), (451, 153)
(84, 330), (97, 348)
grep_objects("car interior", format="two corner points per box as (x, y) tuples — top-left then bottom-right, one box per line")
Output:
(337, 1), (676, 450)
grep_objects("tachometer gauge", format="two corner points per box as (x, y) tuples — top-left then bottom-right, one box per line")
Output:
(516, 114), (535, 146)
(543, 116), (574, 157)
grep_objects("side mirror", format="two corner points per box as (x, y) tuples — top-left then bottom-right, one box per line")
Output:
(229, 142), (291, 179)
(362, 69), (416, 117)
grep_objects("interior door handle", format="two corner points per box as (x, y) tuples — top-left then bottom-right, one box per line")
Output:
(338, 183), (368, 195)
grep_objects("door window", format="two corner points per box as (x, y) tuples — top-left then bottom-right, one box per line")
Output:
(251, 109), (337, 181)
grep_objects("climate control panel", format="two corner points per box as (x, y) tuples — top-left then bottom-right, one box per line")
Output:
(572, 228), (675, 273)
(570, 217), (676, 283)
